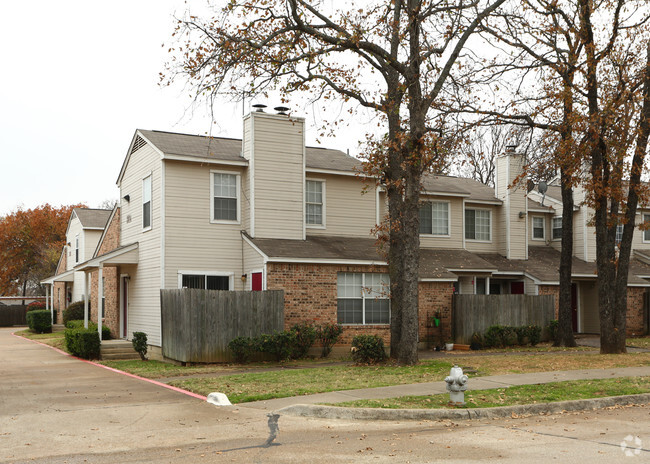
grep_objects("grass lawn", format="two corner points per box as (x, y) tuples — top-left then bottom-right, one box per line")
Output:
(328, 376), (650, 409)
(627, 337), (650, 349)
(168, 362), (455, 403)
(14, 329), (67, 351)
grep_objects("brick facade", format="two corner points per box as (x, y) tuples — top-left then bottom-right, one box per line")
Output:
(52, 248), (68, 323)
(418, 281), (454, 344)
(266, 263), (455, 348)
(538, 285), (560, 318)
(626, 287), (646, 337)
(89, 208), (121, 338)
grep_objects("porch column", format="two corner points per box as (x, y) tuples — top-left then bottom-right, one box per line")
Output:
(46, 285), (51, 324)
(83, 272), (89, 329)
(98, 264), (103, 342)
(486, 277), (490, 295)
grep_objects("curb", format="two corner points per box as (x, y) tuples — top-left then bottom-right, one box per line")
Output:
(277, 393), (650, 421)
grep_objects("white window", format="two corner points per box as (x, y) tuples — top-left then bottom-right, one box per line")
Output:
(179, 272), (232, 290)
(644, 214), (650, 242)
(616, 224), (624, 245)
(337, 273), (390, 325)
(552, 217), (562, 240)
(75, 234), (80, 263)
(211, 172), (239, 223)
(465, 208), (491, 241)
(101, 277), (105, 319)
(532, 216), (545, 240)
(306, 180), (325, 226)
(419, 201), (449, 236)
(142, 174), (152, 230)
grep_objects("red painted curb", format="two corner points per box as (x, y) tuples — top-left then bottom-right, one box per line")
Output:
(11, 332), (208, 402)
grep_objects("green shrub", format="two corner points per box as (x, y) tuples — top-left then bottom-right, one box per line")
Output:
(27, 301), (46, 311)
(316, 323), (344, 358)
(483, 325), (503, 348)
(548, 320), (559, 343)
(526, 325), (542, 346)
(258, 331), (297, 362)
(350, 335), (387, 364)
(26, 310), (52, 334)
(515, 326), (528, 345)
(65, 320), (111, 340)
(64, 328), (100, 359)
(289, 323), (317, 359)
(228, 336), (257, 363)
(63, 301), (86, 325)
(470, 332), (483, 350)
(132, 332), (148, 361)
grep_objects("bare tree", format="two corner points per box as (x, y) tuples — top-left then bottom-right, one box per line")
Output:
(163, 0), (507, 364)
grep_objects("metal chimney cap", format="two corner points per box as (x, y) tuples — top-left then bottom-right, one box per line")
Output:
(252, 104), (267, 112)
(274, 106), (290, 115)
(505, 144), (518, 152)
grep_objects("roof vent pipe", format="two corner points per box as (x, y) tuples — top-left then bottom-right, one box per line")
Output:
(252, 104), (267, 113)
(274, 106), (289, 115)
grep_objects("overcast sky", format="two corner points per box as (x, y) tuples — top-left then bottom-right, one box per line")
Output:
(0, 1), (364, 216)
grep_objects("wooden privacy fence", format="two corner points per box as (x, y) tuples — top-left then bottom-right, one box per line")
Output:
(161, 289), (284, 362)
(0, 305), (27, 327)
(453, 294), (555, 344)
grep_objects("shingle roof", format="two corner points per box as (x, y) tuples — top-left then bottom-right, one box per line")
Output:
(74, 208), (112, 229)
(528, 198), (555, 212)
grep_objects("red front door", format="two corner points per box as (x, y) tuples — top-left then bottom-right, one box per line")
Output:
(252, 272), (263, 291)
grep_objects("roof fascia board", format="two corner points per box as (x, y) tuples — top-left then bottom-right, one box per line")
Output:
(419, 278), (458, 282)
(116, 130), (165, 186)
(447, 268), (498, 273)
(78, 243), (139, 270)
(241, 233), (269, 263)
(305, 168), (359, 177)
(93, 205), (118, 259)
(421, 190), (471, 198)
(266, 257), (387, 266)
(463, 199), (503, 206)
(163, 154), (248, 166)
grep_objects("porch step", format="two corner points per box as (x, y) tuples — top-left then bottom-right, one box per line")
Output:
(101, 340), (140, 360)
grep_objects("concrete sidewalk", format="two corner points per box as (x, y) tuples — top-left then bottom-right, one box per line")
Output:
(240, 365), (650, 411)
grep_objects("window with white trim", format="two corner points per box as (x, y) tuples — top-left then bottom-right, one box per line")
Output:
(211, 172), (239, 222)
(419, 201), (449, 235)
(142, 174), (152, 230)
(532, 216), (545, 240)
(645, 214), (650, 242)
(180, 273), (230, 290)
(616, 224), (624, 245)
(75, 234), (80, 263)
(306, 180), (324, 226)
(337, 273), (390, 324)
(465, 208), (491, 241)
(552, 217), (562, 240)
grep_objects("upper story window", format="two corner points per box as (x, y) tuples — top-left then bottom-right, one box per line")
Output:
(306, 180), (325, 227)
(532, 216), (545, 240)
(419, 201), (449, 236)
(552, 217), (562, 240)
(644, 214), (650, 242)
(465, 208), (491, 241)
(180, 272), (231, 290)
(211, 171), (240, 223)
(337, 272), (390, 325)
(616, 224), (624, 245)
(142, 174), (152, 230)
(75, 234), (80, 263)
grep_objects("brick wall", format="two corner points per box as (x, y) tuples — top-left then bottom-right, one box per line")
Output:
(89, 208), (121, 338)
(266, 263), (456, 347)
(626, 287), (646, 337)
(418, 281), (454, 343)
(52, 247), (67, 323)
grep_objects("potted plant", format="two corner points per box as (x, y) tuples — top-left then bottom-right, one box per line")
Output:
(445, 340), (454, 351)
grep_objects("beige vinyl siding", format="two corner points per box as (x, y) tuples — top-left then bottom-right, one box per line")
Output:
(419, 196), (464, 249)
(163, 160), (245, 291)
(71, 271), (86, 303)
(249, 114), (304, 239)
(464, 204), (499, 253)
(119, 142), (163, 346)
(632, 211), (650, 250)
(243, 239), (266, 290)
(66, 217), (83, 270)
(306, 174), (376, 238)
(524, 277), (538, 295)
(84, 230), (102, 260)
(458, 276), (474, 294)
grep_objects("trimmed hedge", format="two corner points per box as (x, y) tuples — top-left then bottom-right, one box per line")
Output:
(65, 320), (111, 340)
(350, 334), (387, 364)
(132, 332), (148, 361)
(64, 328), (100, 359)
(481, 324), (543, 349)
(63, 301), (86, 325)
(227, 323), (320, 363)
(26, 310), (52, 334)
(316, 323), (344, 358)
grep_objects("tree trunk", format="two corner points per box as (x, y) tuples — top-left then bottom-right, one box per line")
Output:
(555, 172), (577, 347)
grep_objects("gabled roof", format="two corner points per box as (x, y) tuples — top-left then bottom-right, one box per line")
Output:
(73, 208), (112, 229)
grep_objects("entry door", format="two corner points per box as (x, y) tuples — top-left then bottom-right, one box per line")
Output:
(252, 272), (263, 291)
(510, 282), (524, 294)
